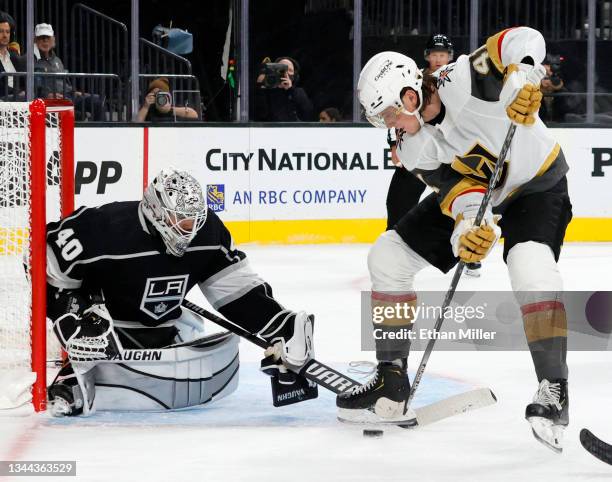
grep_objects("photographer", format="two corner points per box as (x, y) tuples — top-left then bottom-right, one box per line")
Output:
(255, 56), (314, 122)
(137, 77), (199, 122)
(539, 54), (570, 123)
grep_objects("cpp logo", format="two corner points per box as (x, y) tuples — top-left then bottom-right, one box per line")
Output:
(207, 184), (225, 212)
(75, 161), (122, 194)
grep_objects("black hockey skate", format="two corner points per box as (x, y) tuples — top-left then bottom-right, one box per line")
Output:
(47, 364), (84, 417)
(525, 379), (569, 453)
(465, 262), (482, 277)
(336, 361), (416, 426)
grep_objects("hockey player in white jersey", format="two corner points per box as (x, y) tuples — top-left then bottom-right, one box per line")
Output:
(339, 27), (571, 452)
(46, 168), (316, 416)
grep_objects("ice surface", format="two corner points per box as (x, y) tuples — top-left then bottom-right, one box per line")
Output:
(2, 242), (612, 481)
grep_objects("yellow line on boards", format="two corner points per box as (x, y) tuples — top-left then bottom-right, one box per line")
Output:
(225, 217), (612, 244)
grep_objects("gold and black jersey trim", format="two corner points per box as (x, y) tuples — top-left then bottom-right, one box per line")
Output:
(439, 178), (485, 217)
(498, 142), (563, 204)
(536, 143), (561, 177)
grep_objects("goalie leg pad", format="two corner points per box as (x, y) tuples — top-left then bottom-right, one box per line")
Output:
(90, 333), (240, 412)
(48, 361), (96, 416)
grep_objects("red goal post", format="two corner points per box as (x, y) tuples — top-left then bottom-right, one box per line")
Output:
(0, 99), (74, 413)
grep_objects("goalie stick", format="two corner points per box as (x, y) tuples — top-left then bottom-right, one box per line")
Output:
(405, 123), (516, 412)
(181, 300), (497, 427)
(580, 428), (612, 466)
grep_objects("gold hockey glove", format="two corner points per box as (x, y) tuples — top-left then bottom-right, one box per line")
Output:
(451, 215), (501, 263)
(506, 83), (543, 126)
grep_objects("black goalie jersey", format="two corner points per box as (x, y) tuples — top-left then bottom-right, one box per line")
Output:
(46, 201), (285, 333)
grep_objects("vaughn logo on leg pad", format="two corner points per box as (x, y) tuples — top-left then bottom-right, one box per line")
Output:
(140, 275), (189, 320)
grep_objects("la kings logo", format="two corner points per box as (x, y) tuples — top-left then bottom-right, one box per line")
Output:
(140, 275), (189, 320)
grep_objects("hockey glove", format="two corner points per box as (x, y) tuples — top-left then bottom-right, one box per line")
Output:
(452, 216), (500, 263)
(53, 304), (121, 361)
(504, 64), (546, 126)
(450, 191), (501, 263)
(259, 311), (315, 370)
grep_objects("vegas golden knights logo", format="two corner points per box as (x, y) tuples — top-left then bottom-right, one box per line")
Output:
(451, 142), (509, 189)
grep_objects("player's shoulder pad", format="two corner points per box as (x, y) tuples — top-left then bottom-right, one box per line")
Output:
(485, 27), (546, 74)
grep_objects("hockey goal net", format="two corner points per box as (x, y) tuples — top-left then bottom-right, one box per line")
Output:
(0, 100), (74, 413)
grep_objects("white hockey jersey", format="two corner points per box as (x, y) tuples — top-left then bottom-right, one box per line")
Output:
(395, 27), (568, 217)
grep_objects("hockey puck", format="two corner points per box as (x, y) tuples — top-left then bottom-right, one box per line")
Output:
(363, 429), (384, 438)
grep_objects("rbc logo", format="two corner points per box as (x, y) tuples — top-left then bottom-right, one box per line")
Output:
(207, 184), (225, 212)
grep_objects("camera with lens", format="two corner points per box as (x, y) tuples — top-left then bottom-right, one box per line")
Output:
(545, 54), (563, 87)
(262, 62), (288, 89)
(155, 91), (172, 108)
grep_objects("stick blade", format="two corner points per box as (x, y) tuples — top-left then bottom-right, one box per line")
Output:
(414, 388), (497, 427)
(580, 428), (612, 465)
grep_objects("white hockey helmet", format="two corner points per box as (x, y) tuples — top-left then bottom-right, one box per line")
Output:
(358, 51), (423, 128)
(141, 168), (208, 257)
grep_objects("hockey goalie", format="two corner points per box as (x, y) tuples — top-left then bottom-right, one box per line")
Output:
(46, 168), (317, 416)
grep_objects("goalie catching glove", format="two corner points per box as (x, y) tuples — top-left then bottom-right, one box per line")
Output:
(450, 191), (501, 263)
(53, 304), (121, 361)
(503, 63), (546, 126)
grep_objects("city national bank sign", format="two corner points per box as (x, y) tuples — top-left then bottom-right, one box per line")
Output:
(203, 143), (396, 219)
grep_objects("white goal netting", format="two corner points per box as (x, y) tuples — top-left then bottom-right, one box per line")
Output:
(0, 103), (65, 412)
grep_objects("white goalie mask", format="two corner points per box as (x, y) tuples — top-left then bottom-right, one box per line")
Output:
(141, 168), (208, 257)
(358, 51), (423, 128)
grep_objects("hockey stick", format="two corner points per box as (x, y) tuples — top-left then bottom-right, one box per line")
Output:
(405, 123), (517, 411)
(182, 300), (497, 427)
(580, 428), (612, 465)
(181, 300), (361, 394)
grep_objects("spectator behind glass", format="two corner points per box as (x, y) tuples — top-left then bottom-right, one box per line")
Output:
(0, 12), (19, 98)
(319, 107), (341, 122)
(137, 77), (199, 122)
(539, 54), (570, 123)
(255, 56), (314, 122)
(24, 23), (105, 121)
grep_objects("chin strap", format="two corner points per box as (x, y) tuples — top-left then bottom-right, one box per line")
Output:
(404, 108), (425, 127)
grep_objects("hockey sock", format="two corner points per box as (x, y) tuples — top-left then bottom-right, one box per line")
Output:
(522, 299), (568, 381)
(371, 291), (416, 362)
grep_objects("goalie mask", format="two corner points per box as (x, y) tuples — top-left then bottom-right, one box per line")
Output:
(358, 51), (423, 128)
(141, 168), (207, 256)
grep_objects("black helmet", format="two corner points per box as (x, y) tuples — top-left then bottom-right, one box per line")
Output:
(424, 34), (454, 60)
